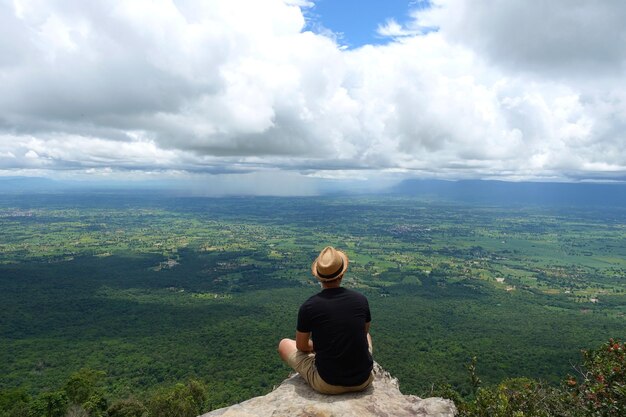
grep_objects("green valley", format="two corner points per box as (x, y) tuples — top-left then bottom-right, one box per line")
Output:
(1, 193), (625, 411)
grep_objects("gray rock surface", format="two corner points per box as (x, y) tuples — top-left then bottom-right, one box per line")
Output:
(199, 363), (457, 417)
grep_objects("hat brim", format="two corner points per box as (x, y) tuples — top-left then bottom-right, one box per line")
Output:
(311, 249), (349, 282)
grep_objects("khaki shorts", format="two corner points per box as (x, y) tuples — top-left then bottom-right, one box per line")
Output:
(286, 351), (374, 395)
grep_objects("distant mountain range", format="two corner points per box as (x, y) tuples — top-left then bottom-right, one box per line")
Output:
(0, 176), (59, 192)
(390, 179), (626, 207)
(0, 177), (171, 194)
(1, 176), (625, 207)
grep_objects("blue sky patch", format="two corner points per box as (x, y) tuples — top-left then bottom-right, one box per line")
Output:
(305, 0), (432, 48)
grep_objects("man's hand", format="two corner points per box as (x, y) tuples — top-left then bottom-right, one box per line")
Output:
(296, 331), (314, 352)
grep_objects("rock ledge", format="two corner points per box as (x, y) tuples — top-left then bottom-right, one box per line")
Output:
(199, 363), (457, 417)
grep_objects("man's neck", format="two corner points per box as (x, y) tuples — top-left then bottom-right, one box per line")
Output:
(321, 278), (342, 290)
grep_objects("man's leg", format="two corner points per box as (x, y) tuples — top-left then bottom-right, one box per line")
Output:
(277, 338), (297, 363)
(278, 338), (319, 388)
(278, 338), (373, 395)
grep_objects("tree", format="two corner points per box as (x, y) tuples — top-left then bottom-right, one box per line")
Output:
(148, 379), (208, 417)
(569, 338), (626, 416)
(64, 369), (106, 406)
(106, 398), (148, 417)
(0, 388), (30, 417)
(64, 405), (89, 417)
(83, 393), (108, 417)
(29, 391), (68, 417)
(458, 378), (579, 417)
(448, 338), (626, 417)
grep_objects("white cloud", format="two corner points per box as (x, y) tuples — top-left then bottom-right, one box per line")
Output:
(422, 0), (626, 77)
(0, 0), (624, 188)
(376, 19), (419, 38)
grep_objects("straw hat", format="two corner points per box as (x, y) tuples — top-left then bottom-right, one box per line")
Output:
(311, 246), (349, 282)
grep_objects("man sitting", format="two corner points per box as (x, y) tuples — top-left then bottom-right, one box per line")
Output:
(278, 246), (374, 394)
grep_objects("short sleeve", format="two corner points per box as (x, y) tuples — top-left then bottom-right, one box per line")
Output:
(297, 302), (311, 332)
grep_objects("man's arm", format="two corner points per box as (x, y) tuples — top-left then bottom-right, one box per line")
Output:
(296, 330), (314, 352)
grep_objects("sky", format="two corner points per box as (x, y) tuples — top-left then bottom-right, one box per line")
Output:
(304, 0), (433, 48)
(1, 0), (625, 195)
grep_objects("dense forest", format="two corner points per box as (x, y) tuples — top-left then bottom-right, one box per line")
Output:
(1, 194), (624, 415)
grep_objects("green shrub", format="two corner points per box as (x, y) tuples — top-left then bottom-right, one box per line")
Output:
(28, 391), (68, 417)
(64, 369), (106, 406)
(65, 405), (89, 417)
(147, 379), (207, 417)
(0, 389), (30, 417)
(569, 338), (625, 416)
(446, 338), (626, 416)
(458, 377), (580, 417)
(106, 398), (148, 417)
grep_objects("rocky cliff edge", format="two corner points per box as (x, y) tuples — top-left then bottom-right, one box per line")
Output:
(199, 363), (457, 417)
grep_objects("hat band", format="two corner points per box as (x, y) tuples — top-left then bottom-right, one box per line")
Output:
(317, 258), (344, 279)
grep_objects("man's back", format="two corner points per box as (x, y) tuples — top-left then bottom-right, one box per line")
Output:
(278, 246), (374, 394)
(297, 287), (373, 386)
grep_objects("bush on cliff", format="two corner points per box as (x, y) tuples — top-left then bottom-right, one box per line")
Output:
(448, 339), (625, 417)
(106, 398), (148, 417)
(569, 338), (626, 415)
(147, 379), (207, 417)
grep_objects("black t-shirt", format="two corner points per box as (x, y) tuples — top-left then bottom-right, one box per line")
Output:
(297, 287), (373, 386)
